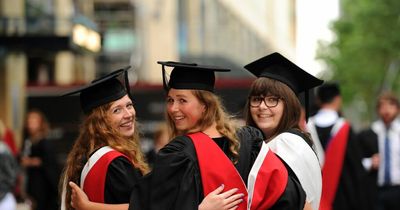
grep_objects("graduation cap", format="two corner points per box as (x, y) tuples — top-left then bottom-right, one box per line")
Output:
(244, 52), (324, 120)
(157, 61), (230, 92)
(62, 66), (132, 114)
(316, 82), (340, 104)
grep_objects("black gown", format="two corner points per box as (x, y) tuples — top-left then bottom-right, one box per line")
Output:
(78, 149), (143, 204)
(103, 157), (143, 203)
(316, 125), (371, 210)
(357, 128), (380, 209)
(129, 126), (305, 210)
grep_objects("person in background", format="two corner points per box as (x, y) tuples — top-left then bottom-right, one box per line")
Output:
(145, 122), (170, 167)
(243, 52), (323, 210)
(357, 91), (400, 210)
(0, 119), (18, 157)
(20, 109), (60, 210)
(0, 122), (18, 210)
(1, 119), (24, 206)
(307, 82), (369, 210)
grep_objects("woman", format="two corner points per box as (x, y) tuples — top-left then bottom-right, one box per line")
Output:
(21, 109), (60, 210)
(243, 52), (323, 210)
(60, 67), (150, 210)
(69, 62), (262, 210)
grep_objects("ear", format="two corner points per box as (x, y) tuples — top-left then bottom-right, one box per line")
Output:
(201, 104), (207, 113)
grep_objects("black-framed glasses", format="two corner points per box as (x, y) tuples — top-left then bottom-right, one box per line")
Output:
(249, 96), (282, 108)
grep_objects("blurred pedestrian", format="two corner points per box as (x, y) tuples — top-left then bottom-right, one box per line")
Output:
(0, 123), (18, 210)
(307, 82), (369, 210)
(21, 109), (60, 210)
(0, 119), (18, 157)
(145, 122), (170, 167)
(358, 91), (400, 210)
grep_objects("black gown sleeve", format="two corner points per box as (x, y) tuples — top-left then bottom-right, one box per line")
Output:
(235, 125), (264, 183)
(130, 136), (202, 210)
(105, 156), (142, 204)
(270, 160), (306, 210)
(356, 128), (379, 209)
(238, 127), (306, 210)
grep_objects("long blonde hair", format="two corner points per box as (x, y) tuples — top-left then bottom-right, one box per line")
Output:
(166, 90), (240, 163)
(60, 102), (149, 210)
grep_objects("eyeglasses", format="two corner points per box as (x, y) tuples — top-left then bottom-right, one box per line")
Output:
(249, 96), (282, 108)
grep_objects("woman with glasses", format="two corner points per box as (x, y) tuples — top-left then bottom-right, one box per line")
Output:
(243, 52), (323, 210)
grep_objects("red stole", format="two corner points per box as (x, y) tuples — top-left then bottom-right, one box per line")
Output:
(319, 122), (350, 210)
(248, 142), (288, 210)
(82, 148), (129, 203)
(188, 132), (248, 210)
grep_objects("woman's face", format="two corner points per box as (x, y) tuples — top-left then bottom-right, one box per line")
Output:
(166, 88), (206, 133)
(26, 112), (42, 135)
(108, 95), (136, 138)
(249, 95), (284, 138)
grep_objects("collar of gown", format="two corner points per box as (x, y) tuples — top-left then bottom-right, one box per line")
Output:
(314, 109), (339, 127)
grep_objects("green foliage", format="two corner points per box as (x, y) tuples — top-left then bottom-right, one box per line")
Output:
(318, 0), (400, 122)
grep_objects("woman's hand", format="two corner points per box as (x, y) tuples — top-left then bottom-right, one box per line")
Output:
(303, 202), (313, 210)
(69, 181), (89, 210)
(69, 181), (129, 210)
(199, 184), (244, 210)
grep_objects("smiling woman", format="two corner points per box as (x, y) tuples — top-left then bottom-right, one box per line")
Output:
(243, 52), (323, 210)
(59, 67), (149, 210)
(108, 95), (136, 138)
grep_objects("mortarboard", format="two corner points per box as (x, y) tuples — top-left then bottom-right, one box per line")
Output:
(157, 61), (230, 92)
(62, 66), (132, 114)
(244, 52), (323, 94)
(244, 52), (324, 120)
(316, 82), (340, 104)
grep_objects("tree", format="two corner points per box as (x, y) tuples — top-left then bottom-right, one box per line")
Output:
(318, 0), (400, 125)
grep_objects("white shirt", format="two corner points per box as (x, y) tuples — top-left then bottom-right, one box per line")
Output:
(372, 118), (400, 186)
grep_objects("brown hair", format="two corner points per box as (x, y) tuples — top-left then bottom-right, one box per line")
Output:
(60, 102), (149, 210)
(376, 91), (400, 109)
(244, 77), (309, 140)
(166, 90), (240, 163)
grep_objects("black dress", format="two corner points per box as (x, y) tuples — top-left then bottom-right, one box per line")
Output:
(22, 138), (60, 210)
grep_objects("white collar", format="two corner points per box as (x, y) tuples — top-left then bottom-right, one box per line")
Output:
(313, 109), (339, 127)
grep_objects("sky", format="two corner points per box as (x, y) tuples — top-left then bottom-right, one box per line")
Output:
(296, 0), (340, 77)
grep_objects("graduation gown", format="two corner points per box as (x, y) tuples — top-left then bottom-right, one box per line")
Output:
(130, 126), (307, 210)
(357, 126), (379, 208)
(308, 117), (369, 210)
(248, 129), (319, 210)
(80, 146), (143, 204)
(131, 136), (233, 209)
